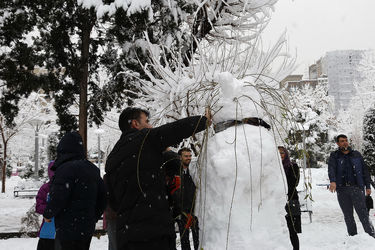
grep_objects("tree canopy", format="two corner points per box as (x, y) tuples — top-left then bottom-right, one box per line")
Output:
(0, 0), (278, 148)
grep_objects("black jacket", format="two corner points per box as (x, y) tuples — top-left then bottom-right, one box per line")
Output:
(285, 163), (300, 201)
(105, 115), (207, 244)
(166, 167), (197, 219)
(43, 132), (106, 241)
(328, 148), (371, 189)
(180, 168), (196, 214)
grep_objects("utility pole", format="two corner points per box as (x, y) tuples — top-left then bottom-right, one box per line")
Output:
(302, 130), (313, 223)
(97, 133), (101, 169)
(29, 119), (43, 180)
(94, 128), (104, 171)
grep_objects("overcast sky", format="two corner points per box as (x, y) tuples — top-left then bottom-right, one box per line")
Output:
(262, 0), (375, 75)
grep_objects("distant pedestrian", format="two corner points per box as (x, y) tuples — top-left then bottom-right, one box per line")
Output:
(35, 161), (61, 250)
(43, 132), (107, 250)
(105, 107), (210, 250)
(278, 146), (301, 250)
(328, 134), (375, 237)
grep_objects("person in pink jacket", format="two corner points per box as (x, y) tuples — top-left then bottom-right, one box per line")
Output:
(36, 161), (60, 250)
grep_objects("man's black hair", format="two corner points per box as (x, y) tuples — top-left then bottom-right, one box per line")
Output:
(336, 134), (347, 143)
(178, 147), (192, 155)
(119, 107), (150, 132)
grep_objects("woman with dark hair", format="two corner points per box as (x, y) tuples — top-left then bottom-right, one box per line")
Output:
(278, 146), (301, 250)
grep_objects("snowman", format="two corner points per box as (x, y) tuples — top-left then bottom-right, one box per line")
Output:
(197, 72), (290, 250)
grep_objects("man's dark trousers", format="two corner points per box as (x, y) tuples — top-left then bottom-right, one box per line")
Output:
(177, 216), (199, 250)
(59, 237), (92, 250)
(337, 186), (375, 237)
(127, 236), (176, 250)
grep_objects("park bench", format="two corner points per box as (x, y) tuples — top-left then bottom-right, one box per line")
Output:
(298, 190), (313, 223)
(13, 188), (39, 198)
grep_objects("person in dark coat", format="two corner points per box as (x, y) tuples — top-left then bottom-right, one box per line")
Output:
(175, 147), (199, 250)
(105, 107), (210, 250)
(328, 134), (375, 237)
(36, 160), (61, 250)
(278, 146), (301, 250)
(43, 132), (107, 250)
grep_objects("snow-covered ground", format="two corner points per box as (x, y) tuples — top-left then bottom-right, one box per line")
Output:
(1, 167), (375, 249)
(0, 176), (40, 232)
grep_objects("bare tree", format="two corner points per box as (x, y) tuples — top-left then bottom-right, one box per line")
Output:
(0, 91), (57, 193)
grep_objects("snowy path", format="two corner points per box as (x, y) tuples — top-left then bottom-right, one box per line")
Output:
(2, 168), (375, 249)
(297, 168), (375, 250)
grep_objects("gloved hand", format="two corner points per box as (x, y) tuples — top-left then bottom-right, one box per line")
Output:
(170, 176), (181, 195)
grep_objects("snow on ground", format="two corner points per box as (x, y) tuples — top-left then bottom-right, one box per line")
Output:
(0, 176), (39, 232)
(0, 236), (109, 250)
(2, 167), (375, 249)
(297, 168), (375, 250)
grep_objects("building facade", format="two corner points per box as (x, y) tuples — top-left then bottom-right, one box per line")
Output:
(282, 49), (374, 113)
(323, 50), (368, 112)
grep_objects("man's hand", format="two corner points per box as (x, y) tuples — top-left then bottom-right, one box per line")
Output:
(366, 189), (372, 196)
(329, 182), (336, 193)
(44, 217), (51, 223)
(205, 107), (212, 126)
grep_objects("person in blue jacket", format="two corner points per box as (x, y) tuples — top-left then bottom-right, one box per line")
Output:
(43, 132), (106, 250)
(328, 134), (375, 237)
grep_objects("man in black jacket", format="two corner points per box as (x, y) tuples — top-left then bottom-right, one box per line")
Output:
(176, 147), (199, 250)
(328, 134), (374, 237)
(105, 107), (210, 250)
(43, 132), (106, 250)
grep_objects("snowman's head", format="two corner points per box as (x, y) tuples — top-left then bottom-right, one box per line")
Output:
(213, 72), (267, 124)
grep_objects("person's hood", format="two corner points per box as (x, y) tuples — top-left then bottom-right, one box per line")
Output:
(52, 132), (85, 170)
(47, 161), (55, 179)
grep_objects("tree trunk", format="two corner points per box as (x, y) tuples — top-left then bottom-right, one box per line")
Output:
(1, 143), (6, 193)
(0, 117), (6, 193)
(79, 24), (93, 156)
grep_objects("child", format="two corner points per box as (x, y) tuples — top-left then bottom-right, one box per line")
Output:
(36, 161), (59, 250)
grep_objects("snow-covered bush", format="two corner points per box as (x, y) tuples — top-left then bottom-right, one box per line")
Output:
(336, 51), (375, 149)
(285, 83), (336, 168)
(363, 106), (375, 176)
(19, 203), (40, 235)
(47, 132), (59, 162)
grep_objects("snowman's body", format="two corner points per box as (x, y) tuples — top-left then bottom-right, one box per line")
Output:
(197, 73), (290, 249)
